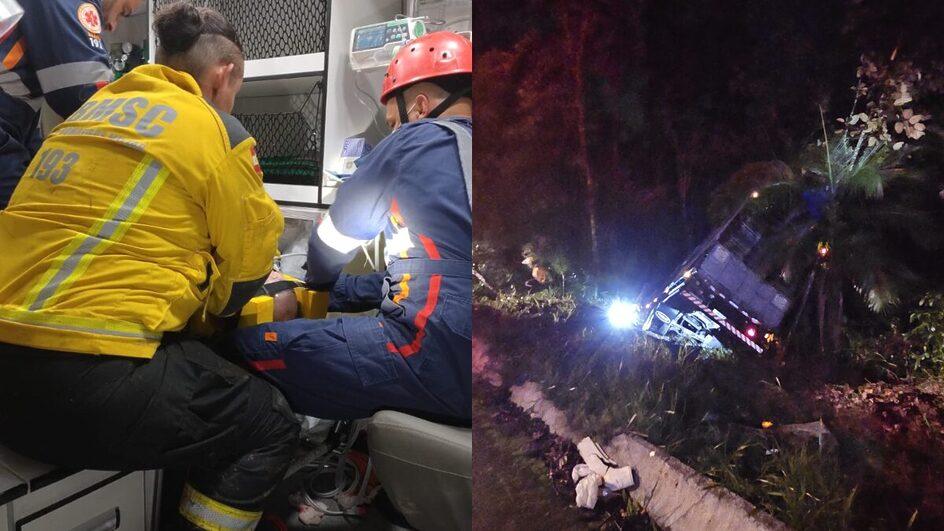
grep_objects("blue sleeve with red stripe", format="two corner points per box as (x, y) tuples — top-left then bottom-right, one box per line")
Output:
(330, 133), (400, 240)
(19, 0), (112, 117)
(305, 132), (401, 286)
(305, 235), (355, 288)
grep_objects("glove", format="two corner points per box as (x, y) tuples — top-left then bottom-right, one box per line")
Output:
(571, 463), (592, 483)
(601, 466), (635, 491)
(577, 437), (636, 491)
(575, 472), (602, 509)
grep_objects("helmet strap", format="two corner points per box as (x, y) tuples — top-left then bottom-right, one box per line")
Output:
(396, 91), (410, 125)
(428, 85), (471, 119)
(396, 84), (471, 125)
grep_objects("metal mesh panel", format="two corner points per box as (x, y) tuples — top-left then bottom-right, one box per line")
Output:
(235, 83), (324, 186)
(154, 0), (328, 60)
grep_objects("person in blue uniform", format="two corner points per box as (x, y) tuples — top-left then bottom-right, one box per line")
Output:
(232, 31), (473, 424)
(0, 0), (143, 208)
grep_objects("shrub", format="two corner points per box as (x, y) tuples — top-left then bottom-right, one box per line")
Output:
(904, 293), (944, 378)
(846, 293), (944, 380)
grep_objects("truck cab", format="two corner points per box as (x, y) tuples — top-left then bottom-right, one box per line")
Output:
(643, 305), (724, 350)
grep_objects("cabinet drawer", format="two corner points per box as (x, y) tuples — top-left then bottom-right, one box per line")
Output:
(17, 472), (146, 531)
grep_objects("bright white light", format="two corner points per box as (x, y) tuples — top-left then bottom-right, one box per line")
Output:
(608, 300), (640, 329)
(385, 226), (414, 259)
(318, 214), (368, 254)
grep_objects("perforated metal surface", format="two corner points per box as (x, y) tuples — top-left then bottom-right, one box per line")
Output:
(235, 83), (324, 186)
(154, 0), (328, 60)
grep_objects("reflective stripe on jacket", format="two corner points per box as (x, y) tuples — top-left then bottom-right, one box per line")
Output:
(0, 64), (283, 358)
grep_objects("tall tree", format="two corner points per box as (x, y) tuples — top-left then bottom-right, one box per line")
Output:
(564, 4), (600, 272)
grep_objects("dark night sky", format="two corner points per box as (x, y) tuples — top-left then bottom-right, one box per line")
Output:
(474, 0), (944, 292)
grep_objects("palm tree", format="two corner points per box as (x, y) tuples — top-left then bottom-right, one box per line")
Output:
(741, 128), (944, 354)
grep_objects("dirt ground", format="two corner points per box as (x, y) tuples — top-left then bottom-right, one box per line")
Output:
(473, 389), (607, 530)
(473, 382), (655, 531)
(813, 380), (944, 528)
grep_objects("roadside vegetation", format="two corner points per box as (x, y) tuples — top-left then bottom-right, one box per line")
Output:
(474, 53), (944, 529)
(475, 289), (944, 529)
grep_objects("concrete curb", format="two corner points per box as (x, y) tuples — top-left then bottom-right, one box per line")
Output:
(509, 381), (791, 531)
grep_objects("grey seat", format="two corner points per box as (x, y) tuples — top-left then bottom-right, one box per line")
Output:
(366, 411), (472, 531)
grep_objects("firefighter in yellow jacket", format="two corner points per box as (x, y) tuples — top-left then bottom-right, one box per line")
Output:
(0, 4), (298, 530)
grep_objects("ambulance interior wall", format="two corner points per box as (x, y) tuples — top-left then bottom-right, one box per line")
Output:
(321, 0), (400, 187)
(407, 0), (472, 33)
(102, 11), (149, 49)
(320, 0), (472, 184)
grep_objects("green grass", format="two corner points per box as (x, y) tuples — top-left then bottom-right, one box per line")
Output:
(756, 446), (857, 530)
(695, 438), (857, 529)
(476, 286), (579, 322)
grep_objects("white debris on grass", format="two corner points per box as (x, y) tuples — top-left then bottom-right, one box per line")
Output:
(572, 437), (637, 509)
(509, 381), (579, 441)
(472, 337), (503, 387)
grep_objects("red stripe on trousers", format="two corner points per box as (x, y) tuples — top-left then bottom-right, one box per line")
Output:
(397, 274), (442, 357)
(388, 234), (443, 357)
(248, 359), (287, 371)
(419, 234), (441, 260)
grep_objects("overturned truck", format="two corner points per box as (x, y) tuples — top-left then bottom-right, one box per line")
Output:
(643, 199), (803, 353)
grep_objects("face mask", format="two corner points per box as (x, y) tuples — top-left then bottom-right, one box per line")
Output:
(397, 102), (419, 130)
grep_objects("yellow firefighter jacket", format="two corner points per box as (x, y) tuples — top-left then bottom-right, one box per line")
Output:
(0, 64), (283, 358)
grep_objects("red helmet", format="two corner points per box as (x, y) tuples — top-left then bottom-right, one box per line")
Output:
(380, 31), (472, 104)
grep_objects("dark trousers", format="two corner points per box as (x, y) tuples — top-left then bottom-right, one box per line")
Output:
(0, 96), (41, 209)
(231, 315), (472, 425)
(0, 339), (300, 512)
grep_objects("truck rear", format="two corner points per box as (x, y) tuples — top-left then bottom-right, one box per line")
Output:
(642, 200), (798, 353)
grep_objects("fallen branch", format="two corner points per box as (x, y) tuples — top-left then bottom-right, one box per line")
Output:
(473, 266), (498, 294)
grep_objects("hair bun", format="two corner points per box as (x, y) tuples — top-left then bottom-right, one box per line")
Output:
(154, 2), (203, 55)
